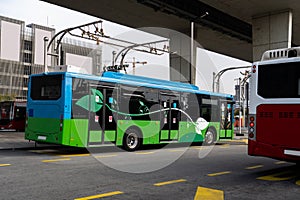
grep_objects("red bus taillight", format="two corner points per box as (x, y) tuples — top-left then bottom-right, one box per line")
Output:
(248, 115), (256, 140)
(249, 122), (255, 127)
(252, 65), (256, 73)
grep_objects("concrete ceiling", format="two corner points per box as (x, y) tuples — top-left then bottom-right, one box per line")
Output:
(42, 0), (300, 62)
(200, 0), (300, 44)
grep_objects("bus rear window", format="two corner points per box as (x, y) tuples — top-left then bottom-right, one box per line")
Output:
(258, 62), (300, 98)
(30, 75), (62, 100)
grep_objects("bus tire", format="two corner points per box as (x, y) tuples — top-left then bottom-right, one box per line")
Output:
(123, 127), (142, 151)
(204, 127), (216, 146)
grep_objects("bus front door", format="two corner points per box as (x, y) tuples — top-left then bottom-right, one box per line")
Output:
(88, 85), (117, 146)
(160, 93), (180, 142)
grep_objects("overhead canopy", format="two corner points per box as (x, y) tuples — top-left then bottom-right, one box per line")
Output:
(42, 0), (300, 61)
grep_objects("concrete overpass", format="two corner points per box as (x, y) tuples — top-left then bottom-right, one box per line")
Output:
(42, 0), (299, 82)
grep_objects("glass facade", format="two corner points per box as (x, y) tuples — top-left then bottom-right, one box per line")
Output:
(0, 15), (102, 99)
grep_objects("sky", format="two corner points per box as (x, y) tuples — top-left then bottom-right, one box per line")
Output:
(0, 0), (250, 95)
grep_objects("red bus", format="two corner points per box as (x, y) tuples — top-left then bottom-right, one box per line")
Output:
(0, 101), (26, 131)
(248, 47), (300, 162)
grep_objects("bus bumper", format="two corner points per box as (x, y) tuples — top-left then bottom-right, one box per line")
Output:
(248, 140), (300, 162)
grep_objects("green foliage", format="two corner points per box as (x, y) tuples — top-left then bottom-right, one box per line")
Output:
(0, 94), (15, 101)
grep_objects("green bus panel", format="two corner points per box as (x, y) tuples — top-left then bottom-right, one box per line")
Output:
(25, 117), (62, 145)
(116, 120), (160, 146)
(178, 121), (203, 143)
(87, 130), (116, 143)
(105, 131), (116, 142)
(227, 130), (234, 139)
(170, 130), (178, 140)
(160, 130), (169, 140)
(160, 130), (178, 141)
(26, 118), (232, 148)
(219, 130), (234, 139)
(89, 130), (101, 143)
(68, 119), (88, 147)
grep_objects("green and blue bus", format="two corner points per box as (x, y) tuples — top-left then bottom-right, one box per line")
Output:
(25, 70), (234, 151)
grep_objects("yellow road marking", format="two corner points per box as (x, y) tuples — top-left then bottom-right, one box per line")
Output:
(241, 139), (248, 144)
(0, 164), (11, 167)
(219, 144), (230, 148)
(245, 165), (264, 170)
(194, 186), (224, 200)
(42, 158), (71, 163)
(296, 180), (300, 186)
(135, 151), (155, 155)
(207, 171), (231, 177)
(275, 161), (287, 165)
(154, 179), (187, 186)
(224, 139), (248, 144)
(168, 149), (185, 152)
(74, 191), (123, 200)
(257, 170), (297, 181)
(59, 154), (90, 157)
(94, 154), (118, 158)
(191, 146), (208, 150)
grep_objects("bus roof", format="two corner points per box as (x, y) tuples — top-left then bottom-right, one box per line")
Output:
(101, 71), (198, 90)
(32, 71), (233, 99)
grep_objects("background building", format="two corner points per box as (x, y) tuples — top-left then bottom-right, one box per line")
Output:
(0, 15), (102, 99)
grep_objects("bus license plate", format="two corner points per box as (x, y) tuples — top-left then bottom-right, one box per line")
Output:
(38, 136), (47, 140)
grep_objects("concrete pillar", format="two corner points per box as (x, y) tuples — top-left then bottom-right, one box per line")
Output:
(252, 10), (292, 61)
(169, 33), (191, 83)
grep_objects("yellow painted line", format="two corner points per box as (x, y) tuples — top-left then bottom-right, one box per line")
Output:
(275, 161), (287, 165)
(59, 154), (90, 157)
(194, 186), (224, 200)
(74, 191), (123, 200)
(245, 165), (264, 170)
(168, 149), (185, 152)
(257, 170), (297, 181)
(42, 158), (71, 163)
(296, 180), (300, 186)
(0, 164), (11, 167)
(219, 144), (230, 148)
(207, 171), (231, 177)
(241, 139), (248, 144)
(225, 139), (248, 144)
(191, 146), (207, 150)
(154, 179), (187, 186)
(94, 154), (118, 158)
(135, 151), (155, 155)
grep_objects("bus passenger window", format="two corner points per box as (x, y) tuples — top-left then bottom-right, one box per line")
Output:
(298, 78), (300, 96)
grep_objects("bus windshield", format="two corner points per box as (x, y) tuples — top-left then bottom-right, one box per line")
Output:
(30, 75), (62, 100)
(258, 62), (300, 98)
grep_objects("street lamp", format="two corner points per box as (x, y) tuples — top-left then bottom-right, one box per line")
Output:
(212, 65), (251, 93)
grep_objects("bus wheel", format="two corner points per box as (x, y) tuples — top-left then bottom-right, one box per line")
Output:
(123, 128), (142, 151)
(204, 128), (216, 146)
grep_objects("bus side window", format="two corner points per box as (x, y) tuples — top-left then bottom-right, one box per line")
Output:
(15, 107), (26, 120)
(181, 92), (200, 122)
(201, 107), (211, 122)
(71, 78), (90, 119)
(118, 86), (160, 121)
